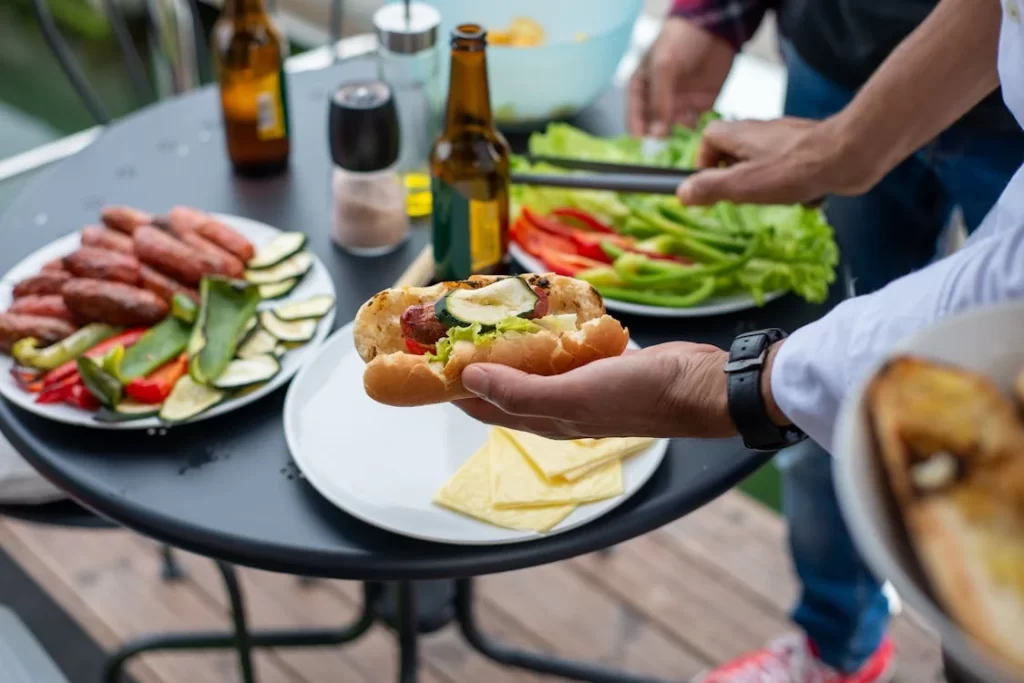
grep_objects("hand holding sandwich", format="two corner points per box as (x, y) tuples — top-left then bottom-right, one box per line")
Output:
(455, 341), (790, 441)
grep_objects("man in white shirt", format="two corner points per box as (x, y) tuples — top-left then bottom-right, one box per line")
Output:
(455, 0), (1023, 681)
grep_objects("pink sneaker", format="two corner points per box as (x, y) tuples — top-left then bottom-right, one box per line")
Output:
(695, 634), (895, 683)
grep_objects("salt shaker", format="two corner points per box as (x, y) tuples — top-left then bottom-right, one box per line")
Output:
(328, 81), (410, 256)
(372, 1), (442, 218)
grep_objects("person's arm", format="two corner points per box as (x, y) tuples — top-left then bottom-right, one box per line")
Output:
(677, 0), (1003, 206)
(668, 0), (778, 51)
(770, 202), (1024, 449)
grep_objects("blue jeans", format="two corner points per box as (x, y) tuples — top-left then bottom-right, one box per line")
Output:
(777, 42), (1024, 673)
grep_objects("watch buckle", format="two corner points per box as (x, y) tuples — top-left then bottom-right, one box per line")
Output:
(723, 349), (767, 374)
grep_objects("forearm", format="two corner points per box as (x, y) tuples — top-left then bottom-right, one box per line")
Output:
(831, 0), (1002, 188)
(768, 204), (1024, 450)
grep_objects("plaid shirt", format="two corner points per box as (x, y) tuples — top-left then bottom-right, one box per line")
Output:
(670, 0), (779, 50)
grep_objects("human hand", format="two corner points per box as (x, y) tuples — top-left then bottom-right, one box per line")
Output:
(675, 116), (881, 206)
(627, 18), (736, 137)
(453, 342), (736, 440)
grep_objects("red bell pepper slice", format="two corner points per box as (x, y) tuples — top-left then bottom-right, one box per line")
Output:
(10, 367), (44, 393)
(404, 338), (435, 355)
(567, 232), (634, 263)
(512, 217), (576, 259)
(550, 207), (616, 234)
(36, 373), (83, 404)
(41, 327), (148, 389)
(67, 384), (100, 411)
(521, 207), (579, 240)
(123, 354), (188, 404)
(538, 251), (607, 277)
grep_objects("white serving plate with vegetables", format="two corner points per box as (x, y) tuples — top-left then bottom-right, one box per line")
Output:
(0, 214), (335, 429)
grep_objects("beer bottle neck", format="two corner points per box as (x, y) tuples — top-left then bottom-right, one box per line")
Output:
(444, 49), (493, 131)
(222, 0), (269, 19)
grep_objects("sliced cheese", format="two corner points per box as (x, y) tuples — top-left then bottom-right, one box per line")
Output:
(497, 428), (654, 480)
(488, 429), (624, 508)
(433, 441), (575, 533)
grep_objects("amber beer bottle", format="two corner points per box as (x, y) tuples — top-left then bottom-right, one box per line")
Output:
(212, 0), (291, 176)
(430, 24), (511, 281)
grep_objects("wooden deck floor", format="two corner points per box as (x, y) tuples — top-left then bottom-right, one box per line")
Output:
(0, 491), (943, 683)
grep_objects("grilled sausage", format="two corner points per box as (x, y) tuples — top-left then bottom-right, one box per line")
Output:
(12, 271), (71, 298)
(140, 264), (199, 304)
(81, 224), (134, 254)
(133, 225), (206, 286)
(400, 303), (449, 346)
(62, 278), (168, 327)
(41, 258), (68, 273)
(162, 206), (209, 236)
(0, 314), (76, 353)
(8, 295), (76, 323)
(195, 218), (255, 262)
(177, 230), (245, 278)
(101, 205), (152, 235)
(63, 247), (141, 285)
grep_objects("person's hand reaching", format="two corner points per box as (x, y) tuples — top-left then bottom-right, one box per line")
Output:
(627, 18), (736, 136)
(453, 342), (737, 440)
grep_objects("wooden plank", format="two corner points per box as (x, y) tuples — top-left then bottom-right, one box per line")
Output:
(654, 493), (943, 682)
(0, 521), (301, 683)
(477, 562), (710, 681)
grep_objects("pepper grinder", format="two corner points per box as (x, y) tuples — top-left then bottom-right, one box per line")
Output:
(328, 80), (410, 256)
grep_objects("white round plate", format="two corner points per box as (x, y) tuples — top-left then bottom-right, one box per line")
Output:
(833, 300), (1024, 683)
(0, 213), (336, 430)
(285, 323), (669, 545)
(509, 243), (784, 318)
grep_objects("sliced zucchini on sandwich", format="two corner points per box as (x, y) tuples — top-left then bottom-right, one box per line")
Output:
(436, 277), (539, 328)
(258, 278), (299, 300)
(273, 295), (335, 321)
(237, 328), (279, 359)
(259, 310), (318, 343)
(94, 399), (161, 423)
(244, 251), (313, 285)
(212, 355), (280, 391)
(248, 232), (307, 269)
(159, 375), (226, 423)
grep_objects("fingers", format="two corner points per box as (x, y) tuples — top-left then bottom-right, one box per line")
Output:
(451, 398), (576, 439)
(676, 160), (820, 206)
(461, 364), (585, 419)
(626, 62), (651, 137)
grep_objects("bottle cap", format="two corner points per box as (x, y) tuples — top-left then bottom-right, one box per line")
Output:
(328, 81), (401, 172)
(373, 2), (441, 54)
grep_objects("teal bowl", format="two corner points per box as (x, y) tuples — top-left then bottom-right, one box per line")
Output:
(387, 0), (643, 127)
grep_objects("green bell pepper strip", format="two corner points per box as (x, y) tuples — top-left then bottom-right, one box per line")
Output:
(594, 279), (716, 308)
(611, 233), (762, 290)
(171, 293), (198, 324)
(188, 277), (262, 385)
(714, 202), (747, 235)
(575, 266), (625, 288)
(76, 356), (123, 407)
(11, 324), (121, 371)
(633, 207), (749, 253)
(117, 315), (193, 382)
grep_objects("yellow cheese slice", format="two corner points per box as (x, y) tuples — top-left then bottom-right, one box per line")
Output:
(559, 440), (652, 481)
(433, 441), (575, 533)
(488, 429), (624, 508)
(497, 428), (655, 480)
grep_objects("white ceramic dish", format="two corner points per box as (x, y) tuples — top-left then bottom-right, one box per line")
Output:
(509, 244), (784, 318)
(833, 300), (1024, 683)
(0, 214), (336, 430)
(284, 323), (668, 545)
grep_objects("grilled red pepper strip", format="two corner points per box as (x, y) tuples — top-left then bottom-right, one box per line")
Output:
(41, 327), (148, 388)
(35, 373), (83, 404)
(123, 354), (188, 404)
(550, 207), (616, 233)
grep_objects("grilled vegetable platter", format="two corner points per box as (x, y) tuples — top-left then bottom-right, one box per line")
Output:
(510, 114), (840, 316)
(0, 209), (336, 429)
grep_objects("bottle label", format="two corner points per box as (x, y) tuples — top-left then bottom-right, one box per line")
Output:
(255, 71), (287, 140)
(432, 178), (503, 280)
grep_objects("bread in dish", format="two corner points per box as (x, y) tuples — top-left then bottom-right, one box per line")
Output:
(867, 356), (1024, 674)
(355, 274), (629, 406)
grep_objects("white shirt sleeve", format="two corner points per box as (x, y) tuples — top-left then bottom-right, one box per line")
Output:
(770, 210), (1024, 452)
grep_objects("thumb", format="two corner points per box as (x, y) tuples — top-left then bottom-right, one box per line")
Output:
(461, 364), (567, 417)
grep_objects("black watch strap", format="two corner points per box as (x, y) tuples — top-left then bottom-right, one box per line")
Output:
(725, 329), (805, 452)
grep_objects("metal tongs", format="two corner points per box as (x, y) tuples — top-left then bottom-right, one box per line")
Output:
(510, 155), (699, 195)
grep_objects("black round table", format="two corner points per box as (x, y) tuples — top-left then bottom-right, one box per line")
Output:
(0, 59), (845, 683)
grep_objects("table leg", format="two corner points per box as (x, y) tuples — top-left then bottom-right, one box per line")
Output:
(159, 543), (186, 581)
(396, 581), (419, 683)
(218, 561), (256, 683)
(454, 578), (673, 683)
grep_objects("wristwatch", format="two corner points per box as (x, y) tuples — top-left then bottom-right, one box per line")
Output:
(724, 329), (806, 452)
